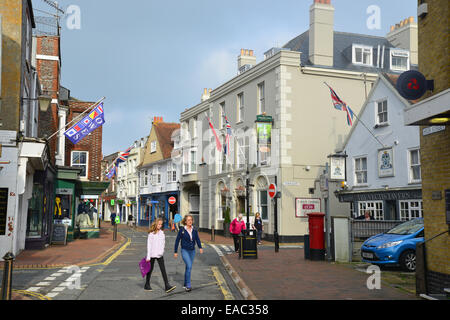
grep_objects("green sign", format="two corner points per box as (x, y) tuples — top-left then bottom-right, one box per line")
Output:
(111, 199), (115, 206)
(257, 122), (272, 145)
(115, 216), (120, 224)
(256, 115), (273, 123)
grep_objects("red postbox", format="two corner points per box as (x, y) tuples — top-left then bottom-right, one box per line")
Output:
(307, 212), (325, 261)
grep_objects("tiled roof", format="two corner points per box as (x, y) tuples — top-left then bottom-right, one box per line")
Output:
(153, 122), (180, 159)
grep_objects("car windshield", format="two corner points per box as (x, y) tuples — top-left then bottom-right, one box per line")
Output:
(386, 219), (423, 235)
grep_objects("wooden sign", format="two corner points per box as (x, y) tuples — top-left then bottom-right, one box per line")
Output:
(51, 224), (68, 245)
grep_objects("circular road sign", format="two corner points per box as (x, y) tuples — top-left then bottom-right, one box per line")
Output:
(396, 70), (428, 100)
(268, 184), (277, 199)
(168, 196), (177, 205)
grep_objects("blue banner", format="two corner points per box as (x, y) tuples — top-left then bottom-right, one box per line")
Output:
(64, 103), (105, 145)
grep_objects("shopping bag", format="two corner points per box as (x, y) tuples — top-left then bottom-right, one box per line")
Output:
(139, 258), (151, 278)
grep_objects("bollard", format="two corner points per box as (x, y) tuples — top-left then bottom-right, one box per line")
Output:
(113, 224), (117, 241)
(211, 225), (215, 242)
(1, 252), (15, 300)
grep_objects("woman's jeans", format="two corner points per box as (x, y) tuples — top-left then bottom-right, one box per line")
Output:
(257, 229), (262, 243)
(181, 249), (196, 288)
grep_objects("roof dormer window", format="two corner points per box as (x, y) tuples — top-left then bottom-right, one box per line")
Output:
(390, 49), (410, 72)
(352, 44), (373, 66)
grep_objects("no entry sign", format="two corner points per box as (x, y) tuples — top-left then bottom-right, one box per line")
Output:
(268, 184), (277, 199)
(168, 196), (177, 205)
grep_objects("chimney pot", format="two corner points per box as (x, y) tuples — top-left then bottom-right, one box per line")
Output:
(249, 50), (254, 56)
(409, 16), (414, 23)
(390, 25), (395, 32)
(240, 49), (245, 55)
(245, 49), (249, 56)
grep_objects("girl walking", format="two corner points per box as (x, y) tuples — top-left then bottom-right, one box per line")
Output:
(174, 215), (203, 292)
(144, 218), (176, 293)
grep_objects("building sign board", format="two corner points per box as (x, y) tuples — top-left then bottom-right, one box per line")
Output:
(378, 148), (394, 177)
(295, 198), (321, 218)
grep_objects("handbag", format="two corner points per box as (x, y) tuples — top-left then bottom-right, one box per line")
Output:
(139, 258), (151, 278)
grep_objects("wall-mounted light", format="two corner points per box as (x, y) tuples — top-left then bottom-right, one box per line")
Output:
(22, 95), (52, 112)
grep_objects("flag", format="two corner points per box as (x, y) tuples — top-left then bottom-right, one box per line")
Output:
(223, 115), (232, 156)
(117, 147), (132, 163)
(325, 83), (355, 126)
(64, 103), (105, 144)
(106, 165), (116, 180)
(207, 115), (222, 152)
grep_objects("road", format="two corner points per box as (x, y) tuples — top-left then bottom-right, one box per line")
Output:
(5, 228), (242, 300)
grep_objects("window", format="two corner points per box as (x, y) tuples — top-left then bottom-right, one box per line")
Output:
(190, 150), (197, 173)
(354, 157), (368, 185)
(358, 201), (384, 220)
(400, 200), (423, 221)
(141, 170), (149, 186)
(150, 141), (157, 153)
(353, 45), (373, 66)
(220, 102), (225, 129)
(71, 151), (88, 178)
(258, 82), (265, 114)
(192, 117), (198, 139)
(184, 149), (197, 174)
(408, 149), (421, 183)
(152, 166), (161, 185)
(258, 191), (268, 220)
(390, 50), (410, 71)
(376, 100), (388, 125)
(237, 93), (244, 123)
(167, 162), (177, 183)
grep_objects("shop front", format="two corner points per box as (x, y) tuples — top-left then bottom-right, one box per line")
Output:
(74, 181), (109, 239)
(139, 192), (179, 228)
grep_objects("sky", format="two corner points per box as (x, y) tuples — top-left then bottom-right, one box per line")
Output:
(32, 0), (417, 156)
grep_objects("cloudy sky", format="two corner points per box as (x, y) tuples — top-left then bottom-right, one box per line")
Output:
(32, 0), (417, 156)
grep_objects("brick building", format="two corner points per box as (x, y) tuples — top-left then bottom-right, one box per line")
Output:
(404, 0), (449, 295)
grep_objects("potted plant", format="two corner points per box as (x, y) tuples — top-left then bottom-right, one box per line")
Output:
(223, 207), (231, 238)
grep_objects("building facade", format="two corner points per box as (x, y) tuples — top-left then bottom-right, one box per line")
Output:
(138, 119), (180, 228)
(178, 0), (418, 242)
(403, 0), (450, 295)
(337, 74), (422, 221)
(101, 151), (119, 222)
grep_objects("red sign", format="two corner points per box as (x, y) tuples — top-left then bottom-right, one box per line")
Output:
(303, 204), (315, 210)
(168, 196), (177, 205)
(268, 184), (277, 199)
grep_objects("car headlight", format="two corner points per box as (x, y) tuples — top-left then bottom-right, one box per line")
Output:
(377, 240), (403, 249)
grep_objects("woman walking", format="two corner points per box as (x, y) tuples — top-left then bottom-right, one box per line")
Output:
(144, 218), (176, 293)
(230, 214), (246, 253)
(253, 212), (263, 245)
(174, 215), (203, 292)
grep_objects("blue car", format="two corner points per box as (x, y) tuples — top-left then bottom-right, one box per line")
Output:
(360, 218), (424, 272)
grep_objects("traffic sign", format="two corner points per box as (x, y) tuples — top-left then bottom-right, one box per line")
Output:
(268, 184), (277, 199)
(396, 70), (433, 100)
(168, 196), (177, 205)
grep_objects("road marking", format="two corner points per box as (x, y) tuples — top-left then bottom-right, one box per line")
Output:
(46, 292), (59, 298)
(51, 273), (63, 277)
(13, 289), (51, 300)
(211, 267), (234, 300)
(210, 244), (224, 257)
(36, 282), (51, 286)
(51, 287), (66, 292)
(26, 287), (42, 292)
(44, 277), (56, 281)
(221, 245), (232, 252)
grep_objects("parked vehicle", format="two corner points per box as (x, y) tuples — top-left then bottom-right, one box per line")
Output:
(360, 218), (424, 272)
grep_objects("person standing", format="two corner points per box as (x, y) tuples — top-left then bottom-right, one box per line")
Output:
(145, 218), (176, 293)
(230, 214), (246, 253)
(174, 215), (203, 292)
(253, 212), (263, 245)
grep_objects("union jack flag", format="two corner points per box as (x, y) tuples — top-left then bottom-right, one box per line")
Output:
(106, 165), (116, 180)
(325, 83), (355, 126)
(224, 115), (232, 156)
(117, 147), (132, 163)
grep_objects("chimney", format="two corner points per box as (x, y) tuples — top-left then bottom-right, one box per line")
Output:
(153, 116), (163, 124)
(238, 49), (256, 74)
(386, 16), (418, 65)
(201, 88), (211, 102)
(309, 0), (335, 67)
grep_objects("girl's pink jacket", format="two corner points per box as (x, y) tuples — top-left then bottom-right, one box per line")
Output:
(147, 230), (165, 260)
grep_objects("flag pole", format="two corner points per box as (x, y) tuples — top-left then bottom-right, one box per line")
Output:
(46, 96), (106, 141)
(323, 82), (385, 149)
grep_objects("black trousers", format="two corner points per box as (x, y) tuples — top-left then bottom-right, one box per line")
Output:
(232, 234), (240, 252)
(146, 257), (169, 286)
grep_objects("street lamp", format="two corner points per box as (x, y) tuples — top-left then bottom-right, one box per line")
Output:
(22, 95), (52, 112)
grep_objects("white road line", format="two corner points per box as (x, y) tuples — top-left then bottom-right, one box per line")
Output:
(221, 245), (231, 252)
(36, 282), (51, 286)
(44, 277), (56, 281)
(51, 287), (66, 292)
(26, 287), (42, 292)
(46, 292), (59, 298)
(210, 244), (224, 257)
(51, 273), (63, 277)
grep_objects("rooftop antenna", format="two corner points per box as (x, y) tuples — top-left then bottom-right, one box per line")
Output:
(35, 0), (65, 36)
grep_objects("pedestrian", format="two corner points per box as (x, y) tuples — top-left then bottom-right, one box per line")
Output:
(144, 218), (176, 293)
(128, 214), (134, 228)
(230, 214), (246, 253)
(174, 214), (203, 292)
(110, 212), (117, 226)
(253, 212), (263, 245)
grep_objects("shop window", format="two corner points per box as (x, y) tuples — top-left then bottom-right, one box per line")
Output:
(26, 184), (43, 238)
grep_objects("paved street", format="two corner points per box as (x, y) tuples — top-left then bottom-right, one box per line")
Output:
(3, 227), (241, 300)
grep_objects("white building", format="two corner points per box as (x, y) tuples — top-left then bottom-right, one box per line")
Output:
(336, 74), (422, 221)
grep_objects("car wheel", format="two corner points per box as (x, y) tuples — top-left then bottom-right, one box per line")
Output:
(399, 250), (416, 272)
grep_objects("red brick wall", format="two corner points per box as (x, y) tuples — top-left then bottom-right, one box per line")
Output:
(35, 36), (60, 164)
(65, 100), (103, 182)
